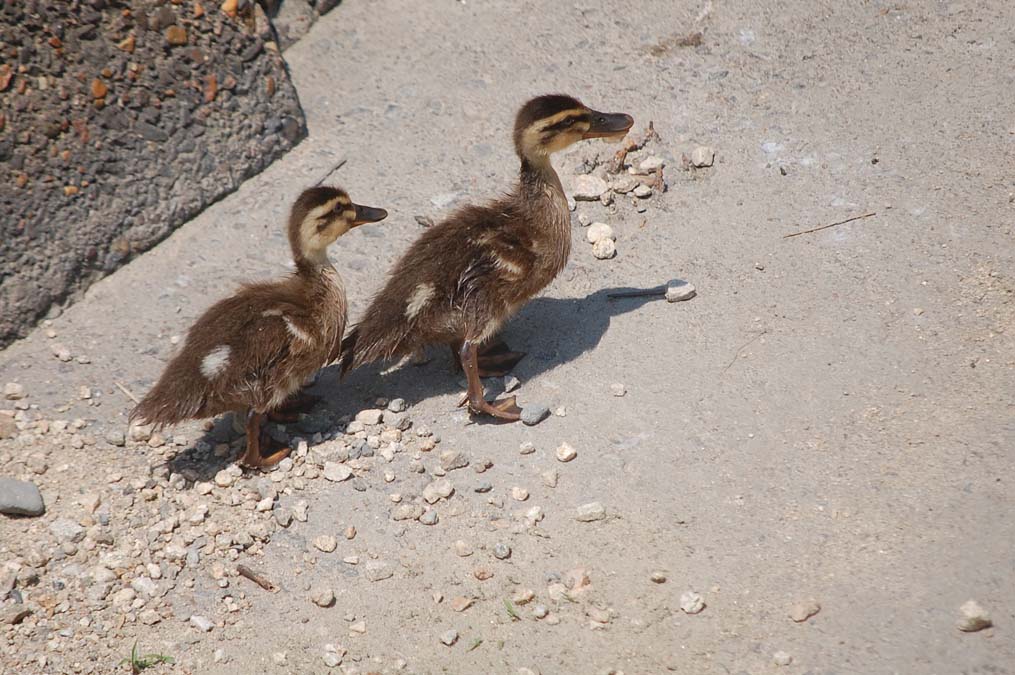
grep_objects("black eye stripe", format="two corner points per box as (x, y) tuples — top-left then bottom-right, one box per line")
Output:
(543, 115), (589, 133)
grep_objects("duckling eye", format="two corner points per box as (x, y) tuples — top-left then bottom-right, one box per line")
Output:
(562, 118), (575, 127)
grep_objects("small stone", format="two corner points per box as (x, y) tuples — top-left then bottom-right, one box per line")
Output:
(513, 589), (535, 605)
(213, 470), (234, 488)
(585, 222), (615, 244)
(440, 629), (458, 646)
(189, 615), (213, 632)
(572, 175), (608, 201)
(473, 567), (494, 581)
(392, 504), (423, 521)
(650, 571), (667, 584)
(165, 25), (188, 46)
(610, 176), (639, 193)
(365, 560), (394, 582)
(679, 590), (705, 614)
(555, 443), (577, 462)
(387, 398), (407, 412)
(419, 509), (439, 525)
(633, 184), (653, 198)
(773, 651), (793, 666)
(90, 79), (108, 100)
(640, 156), (665, 171)
(521, 404), (550, 426)
(789, 599), (821, 622)
(51, 343), (72, 361)
(493, 543), (512, 560)
(592, 238), (617, 260)
(453, 540), (473, 557)
(511, 487), (529, 502)
(272, 652), (287, 664)
(423, 478), (454, 504)
(349, 621), (367, 635)
(665, 282), (696, 302)
(610, 383), (627, 397)
(323, 462), (353, 482)
(690, 146), (715, 168)
(504, 375), (521, 393)
(3, 383), (25, 400)
(541, 469), (558, 488)
(0, 478), (45, 516)
(957, 600), (992, 632)
(440, 450), (469, 471)
(450, 596), (473, 612)
(105, 430), (126, 446)
(293, 500), (309, 522)
(587, 606), (611, 624)
(50, 517), (84, 542)
(532, 604), (549, 619)
(355, 409), (384, 425)
(0, 606), (32, 626)
(311, 584), (336, 608)
(575, 502), (606, 522)
(314, 535), (338, 553)
(322, 652), (342, 668)
(519, 441), (535, 455)
(344, 526), (357, 540)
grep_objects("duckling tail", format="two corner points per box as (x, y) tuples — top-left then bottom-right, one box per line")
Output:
(339, 300), (418, 377)
(128, 373), (204, 430)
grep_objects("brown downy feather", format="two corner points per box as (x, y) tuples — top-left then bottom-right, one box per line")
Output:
(129, 185), (375, 429)
(340, 93), (631, 374)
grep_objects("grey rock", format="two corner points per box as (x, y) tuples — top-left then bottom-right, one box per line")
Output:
(0, 478), (45, 516)
(49, 517), (85, 541)
(521, 404), (550, 426)
(493, 543), (511, 560)
(575, 502), (606, 522)
(419, 509), (438, 525)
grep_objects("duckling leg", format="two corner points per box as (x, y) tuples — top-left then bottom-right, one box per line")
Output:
(476, 336), (526, 378)
(449, 338), (526, 377)
(239, 411), (292, 469)
(459, 341), (522, 421)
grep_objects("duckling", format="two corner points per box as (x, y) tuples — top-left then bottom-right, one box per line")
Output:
(130, 186), (388, 467)
(341, 94), (633, 420)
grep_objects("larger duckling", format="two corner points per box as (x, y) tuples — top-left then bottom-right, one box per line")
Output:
(341, 94), (633, 420)
(131, 186), (388, 467)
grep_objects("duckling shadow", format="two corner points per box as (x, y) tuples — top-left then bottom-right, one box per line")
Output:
(321, 283), (676, 412)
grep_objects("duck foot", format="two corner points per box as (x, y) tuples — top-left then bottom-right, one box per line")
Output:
(240, 411), (293, 469)
(458, 341), (522, 422)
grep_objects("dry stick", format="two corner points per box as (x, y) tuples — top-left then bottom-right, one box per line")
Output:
(114, 381), (140, 405)
(314, 157), (348, 186)
(783, 212), (876, 239)
(236, 564), (278, 593)
(722, 330), (768, 374)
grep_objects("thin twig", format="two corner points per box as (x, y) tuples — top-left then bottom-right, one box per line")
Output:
(314, 157), (348, 186)
(236, 564), (278, 592)
(722, 330), (768, 373)
(783, 212), (876, 239)
(114, 381), (140, 405)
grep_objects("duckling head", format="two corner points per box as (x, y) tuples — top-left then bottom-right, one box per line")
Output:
(288, 185), (388, 266)
(513, 94), (634, 160)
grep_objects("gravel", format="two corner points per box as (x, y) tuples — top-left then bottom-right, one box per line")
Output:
(571, 175), (608, 200)
(521, 404), (550, 426)
(439, 449), (469, 471)
(440, 629), (459, 646)
(0, 477), (45, 516)
(789, 599), (821, 622)
(493, 543), (512, 559)
(665, 282), (697, 302)
(323, 462), (353, 482)
(679, 590), (706, 614)
(773, 651), (793, 666)
(555, 443), (578, 462)
(586, 222), (615, 244)
(313, 535), (338, 553)
(575, 502), (606, 522)
(957, 600), (992, 632)
(690, 146), (715, 168)
(311, 584), (336, 607)
(189, 615), (214, 632)
(592, 238), (617, 260)
(519, 441), (536, 455)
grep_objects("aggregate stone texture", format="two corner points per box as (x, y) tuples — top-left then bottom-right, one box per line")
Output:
(0, 0), (307, 348)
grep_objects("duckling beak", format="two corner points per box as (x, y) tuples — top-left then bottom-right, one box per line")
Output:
(351, 204), (388, 227)
(583, 110), (635, 140)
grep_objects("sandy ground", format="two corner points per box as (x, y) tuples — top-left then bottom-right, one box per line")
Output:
(2, 1), (1014, 673)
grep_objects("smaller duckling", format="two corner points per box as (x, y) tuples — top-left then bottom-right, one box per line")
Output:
(130, 186), (388, 468)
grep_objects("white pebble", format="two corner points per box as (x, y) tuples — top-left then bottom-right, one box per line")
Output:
(555, 443), (577, 462)
(665, 283), (696, 302)
(679, 590), (705, 614)
(690, 146), (715, 168)
(585, 222), (615, 244)
(957, 600), (992, 632)
(314, 535), (337, 553)
(773, 651), (793, 666)
(592, 238), (616, 260)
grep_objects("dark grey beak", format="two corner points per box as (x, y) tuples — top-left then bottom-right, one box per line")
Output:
(583, 110), (635, 140)
(351, 203), (388, 227)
